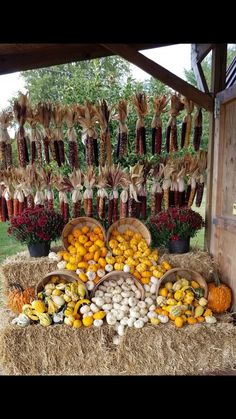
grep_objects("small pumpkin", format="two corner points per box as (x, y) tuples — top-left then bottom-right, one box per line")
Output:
(207, 271), (232, 314)
(7, 283), (35, 314)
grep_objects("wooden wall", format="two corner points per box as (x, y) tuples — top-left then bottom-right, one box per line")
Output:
(210, 85), (236, 309)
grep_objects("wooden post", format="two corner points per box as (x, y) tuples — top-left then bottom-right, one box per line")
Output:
(204, 44), (227, 252)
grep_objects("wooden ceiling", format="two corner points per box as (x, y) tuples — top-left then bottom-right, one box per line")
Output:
(0, 43), (174, 75)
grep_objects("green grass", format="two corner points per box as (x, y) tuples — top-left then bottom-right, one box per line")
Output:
(190, 189), (206, 251)
(0, 223), (26, 264)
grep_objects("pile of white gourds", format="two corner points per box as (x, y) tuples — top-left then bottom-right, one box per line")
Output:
(90, 276), (160, 344)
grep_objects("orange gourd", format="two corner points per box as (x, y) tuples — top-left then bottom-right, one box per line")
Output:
(207, 271), (232, 314)
(7, 283), (35, 314)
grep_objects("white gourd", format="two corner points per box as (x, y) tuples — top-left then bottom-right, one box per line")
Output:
(86, 280), (95, 290)
(106, 313), (117, 325)
(90, 303), (99, 313)
(93, 319), (103, 327)
(205, 316), (217, 324)
(134, 319), (144, 328)
(80, 305), (91, 314)
(158, 315), (169, 323)
(117, 324), (125, 336)
(57, 260), (67, 270)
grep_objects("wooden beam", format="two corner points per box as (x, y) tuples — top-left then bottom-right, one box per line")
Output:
(102, 44), (214, 111)
(191, 44), (214, 64)
(192, 61), (210, 93)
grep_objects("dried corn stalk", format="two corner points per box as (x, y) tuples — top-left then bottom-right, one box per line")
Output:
(107, 164), (130, 224)
(70, 169), (83, 218)
(51, 104), (66, 167)
(78, 102), (98, 167)
(177, 168), (186, 207)
(13, 94), (29, 167)
(65, 105), (79, 169)
(167, 93), (184, 153)
(37, 102), (52, 164)
(193, 107), (203, 151)
(162, 164), (174, 209)
(181, 97), (194, 148)
(96, 166), (108, 220)
(0, 110), (13, 169)
(83, 166), (96, 217)
(96, 100), (112, 166)
(151, 96), (169, 155)
(128, 164), (143, 217)
(113, 100), (128, 159)
(133, 93), (148, 156)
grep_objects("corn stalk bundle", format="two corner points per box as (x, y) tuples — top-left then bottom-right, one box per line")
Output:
(196, 150), (207, 207)
(96, 100), (112, 166)
(166, 93), (184, 153)
(151, 95), (169, 155)
(193, 107), (203, 151)
(26, 106), (43, 165)
(78, 102), (98, 167)
(162, 164), (174, 209)
(0, 109), (13, 169)
(96, 166), (109, 220)
(69, 169), (83, 218)
(107, 164), (130, 225)
(133, 93), (148, 156)
(51, 104), (66, 167)
(13, 94), (30, 167)
(181, 97), (194, 148)
(113, 99), (128, 159)
(65, 105), (79, 169)
(83, 166), (96, 217)
(128, 164), (143, 217)
(150, 164), (164, 216)
(37, 102), (52, 164)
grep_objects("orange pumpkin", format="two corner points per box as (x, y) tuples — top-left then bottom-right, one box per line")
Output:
(207, 271), (232, 314)
(7, 283), (35, 314)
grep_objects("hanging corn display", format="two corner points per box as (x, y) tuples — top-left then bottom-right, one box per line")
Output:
(13, 94), (29, 168)
(0, 110), (13, 169)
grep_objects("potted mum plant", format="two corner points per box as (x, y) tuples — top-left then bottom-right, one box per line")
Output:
(8, 207), (65, 257)
(149, 207), (205, 253)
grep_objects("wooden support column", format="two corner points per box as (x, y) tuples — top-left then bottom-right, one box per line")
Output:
(102, 43), (214, 111)
(204, 44), (227, 253)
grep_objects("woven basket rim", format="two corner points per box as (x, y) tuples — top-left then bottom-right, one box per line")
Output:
(91, 271), (145, 300)
(35, 269), (89, 297)
(156, 267), (208, 298)
(62, 217), (106, 251)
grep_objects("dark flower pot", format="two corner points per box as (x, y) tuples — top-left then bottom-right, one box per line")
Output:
(168, 237), (190, 254)
(28, 241), (51, 257)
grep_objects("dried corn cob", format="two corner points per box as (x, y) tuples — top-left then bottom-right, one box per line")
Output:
(95, 100), (112, 166)
(13, 95), (29, 167)
(181, 98), (194, 148)
(18, 190), (25, 214)
(108, 193), (114, 225)
(78, 102), (98, 167)
(196, 181), (204, 207)
(151, 181), (163, 216)
(185, 183), (191, 206)
(0, 110), (13, 169)
(83, 167), (95, 217)
(177, 169), (186, 207)
(13, 190), (19, 217)
(1, 195), (8, 221)
(166, 125), (171, 153)
(113, 100), (128, 159)
(188, 175), (197, 208)
(0, 191), (2, 222)
(3, 189), (13, 221)
(167, 94), (184, 153)
(0, 141), (6, 169)
(113, 190), (119, 222)
(133, 93), (148, 156)
(31, 140), (36, 164)
(193, 108), (203, 151)
(63, 195), (69, 223)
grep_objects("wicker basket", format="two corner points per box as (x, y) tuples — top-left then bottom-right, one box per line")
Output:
(62, 217), (106, 251)
(91, 271), (145, 300)
(156, 268), (208, 298)
(35, 269), (89, 297)
(106, 218), (151, 249)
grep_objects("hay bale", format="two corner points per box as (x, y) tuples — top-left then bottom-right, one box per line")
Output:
(0, 248), (62, 295)
(0, 318), (236, 375)
(159, 250), (215, 280)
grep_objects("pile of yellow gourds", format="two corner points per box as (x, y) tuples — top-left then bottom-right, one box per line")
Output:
(57, 226), (172, 285)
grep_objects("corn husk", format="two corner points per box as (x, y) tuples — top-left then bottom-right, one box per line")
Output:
(181, 97), (194, 148)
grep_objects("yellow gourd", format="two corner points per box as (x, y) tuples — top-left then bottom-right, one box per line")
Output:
(175, 317), (184, 328)
(82, 316), (93, 327)
(93, 311), (106, 320)
(31, 300), (46, 313)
